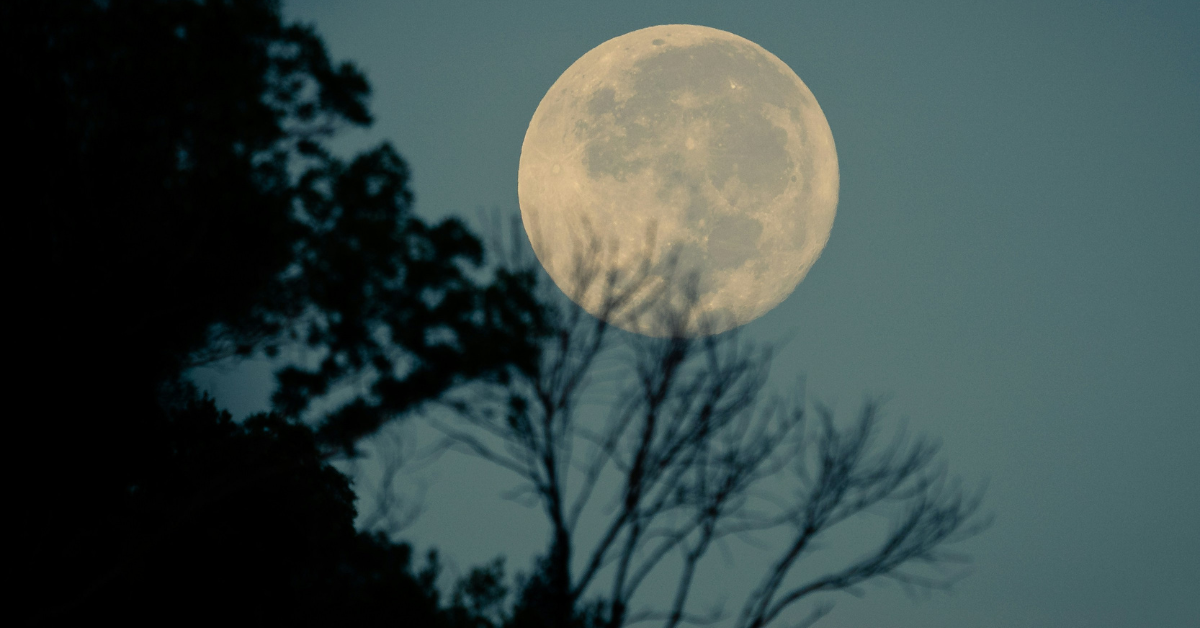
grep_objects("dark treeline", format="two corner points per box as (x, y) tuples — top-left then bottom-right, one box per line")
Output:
(9, 0), (543, 624)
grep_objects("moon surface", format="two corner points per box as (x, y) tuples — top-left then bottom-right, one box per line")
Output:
(518, 24), (838, 336)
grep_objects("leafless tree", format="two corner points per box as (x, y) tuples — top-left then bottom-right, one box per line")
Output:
(422, 215), (989, 628)
(350, 421), (428, 539)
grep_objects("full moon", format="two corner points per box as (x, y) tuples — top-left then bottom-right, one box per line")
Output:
(518, 24), (838, 336)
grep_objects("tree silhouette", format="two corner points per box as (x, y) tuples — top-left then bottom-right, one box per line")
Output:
(8, 0), (543, 623)
(424, 220), (991, 628)
(44, 388), (435, 623)
(6, 1), (988, 625)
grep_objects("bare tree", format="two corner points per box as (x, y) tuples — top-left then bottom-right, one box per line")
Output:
(424, 216), (989, 628)
(350, 421), (428, 539)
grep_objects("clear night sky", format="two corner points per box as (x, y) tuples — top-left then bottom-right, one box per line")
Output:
(189, 1), (1200, 626)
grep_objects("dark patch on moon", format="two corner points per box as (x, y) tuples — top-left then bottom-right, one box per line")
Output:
(649, 211), (765, 301)
(578, 38), (799, 204)
(708, 214), (764, 269)
(588, 86), (617, 116)
(705, 106), (791, 198)
(573, 36), (803, 302)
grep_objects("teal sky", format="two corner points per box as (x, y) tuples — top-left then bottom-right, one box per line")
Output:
(191, 1), (1199, 626)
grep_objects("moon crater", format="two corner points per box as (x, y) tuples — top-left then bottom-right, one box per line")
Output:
(519, 25), (838, 336)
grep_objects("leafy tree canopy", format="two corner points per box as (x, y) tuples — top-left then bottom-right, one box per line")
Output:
(11, 0), (544, 450)
(7, 0), (544, 623)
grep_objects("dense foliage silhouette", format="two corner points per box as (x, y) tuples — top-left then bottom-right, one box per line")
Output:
(8, 0), (543, 624)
